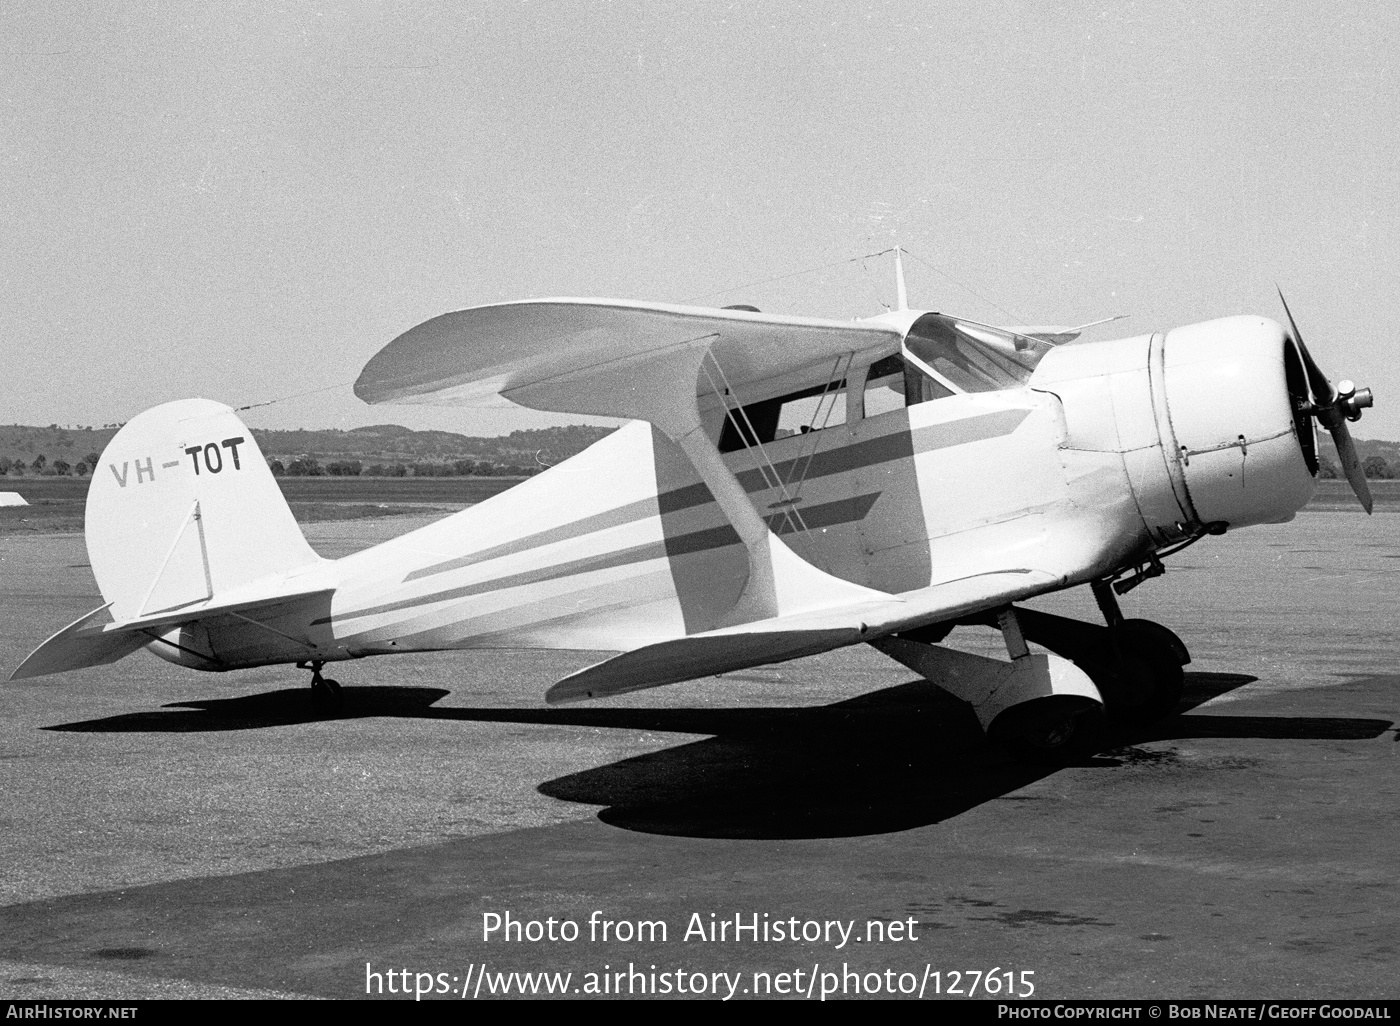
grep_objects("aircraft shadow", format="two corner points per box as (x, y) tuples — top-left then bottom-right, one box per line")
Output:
(44, 668), (1261, 735)
(47, 686), (459, 733)
(538, 673), (1394, 839)
(45, 670), (1393, 840)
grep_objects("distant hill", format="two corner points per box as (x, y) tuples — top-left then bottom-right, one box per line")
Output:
(0, 424), (116, 472)
(0, 422), (617, 477)
(248, 424), (616, 464)
(3, 418), (1396, 479)
(1315, 432), (1399, 477)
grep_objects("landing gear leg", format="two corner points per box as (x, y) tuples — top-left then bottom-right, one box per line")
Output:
(1007, 585), (1188, 726)
(1094, 576), (1191, 667)
(299, 659), (342, 709)
(1091, 579), (1124, 628)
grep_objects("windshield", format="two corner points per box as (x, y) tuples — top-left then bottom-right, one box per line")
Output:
(902, 313), (1054, 394)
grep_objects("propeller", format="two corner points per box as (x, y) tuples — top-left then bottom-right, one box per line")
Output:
(1277, 288), (1374, 513)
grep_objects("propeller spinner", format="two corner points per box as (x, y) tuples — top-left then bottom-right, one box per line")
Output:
(1277, 289), (1375, 513)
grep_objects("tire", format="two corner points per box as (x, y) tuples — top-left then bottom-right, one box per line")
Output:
(1095, 624), (1185, 725)
(312, 676), (343, 710)
(989, 696), (1106, 765)
(1119, 618), (1190, 666)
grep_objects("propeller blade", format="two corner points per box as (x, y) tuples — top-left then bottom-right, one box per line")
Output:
(1276, 287), (1373, 513)
(1276, 288), (1335, 406)
(1331, 421), (1374, 515)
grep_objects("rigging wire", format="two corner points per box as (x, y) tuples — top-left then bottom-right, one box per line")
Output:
(228, 247), (1026, 418)
(858, 251), (893, 312)
(678, 248), (898, 305)
(782, 353), (852, 499)
(699, 352), (810, 537)
(898, 246), (1026, 323)
(234, 379), (356, 413)
(679, 244), (1026, 327)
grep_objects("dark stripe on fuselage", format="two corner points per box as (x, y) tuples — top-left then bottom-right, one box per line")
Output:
(911, 408), (1030, 452)
(327, 492), (881, 626)
(665, 523), (741, 557)
(765, 492), (881, 535)
(732, 408), (1028, 492)
(657, 481), (716, 515)
(404, 495), (659, 583)
(325, 538), (674, 625)
(401, 408), (1029, 586)
(734, 431), (912, 493)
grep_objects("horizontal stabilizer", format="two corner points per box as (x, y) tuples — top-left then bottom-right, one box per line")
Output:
(89, 586), (334, 638)
(545, 568), (1060, 704)
(9, 587), (334, 681)
(8, 604), (149, 681)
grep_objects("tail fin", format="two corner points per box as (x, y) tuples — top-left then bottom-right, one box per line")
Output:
(87, 398), (322, 621)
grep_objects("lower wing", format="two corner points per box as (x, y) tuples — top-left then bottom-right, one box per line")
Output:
(545, 568), (1059, 703)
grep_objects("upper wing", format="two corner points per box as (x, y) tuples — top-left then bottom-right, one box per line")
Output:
(545, 567), (1060, 704)
(355, 299), (905, 416)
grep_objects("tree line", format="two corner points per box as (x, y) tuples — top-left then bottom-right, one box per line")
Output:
(269, 458), (542, 478)
(0, 452), (541, 478)
(1279, 454), (1400, 481)
(0, 452), (102, 477)
(5, 449), (1400, 483)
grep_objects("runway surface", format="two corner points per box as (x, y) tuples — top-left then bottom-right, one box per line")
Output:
(0, 510), (1396, 1000)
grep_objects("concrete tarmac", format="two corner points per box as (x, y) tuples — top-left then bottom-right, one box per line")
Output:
(0, 511), (1396, 1000)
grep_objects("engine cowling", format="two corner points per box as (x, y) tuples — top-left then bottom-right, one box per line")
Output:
(1160, 315), (1316, 530)
(1032, 315), (1317, 543)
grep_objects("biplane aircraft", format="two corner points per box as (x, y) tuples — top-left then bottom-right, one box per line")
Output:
(11, 255), (1375, 760)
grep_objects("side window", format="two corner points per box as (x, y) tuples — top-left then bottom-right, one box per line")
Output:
(718, 381), (847, 452)
(863, 354), (952, 415)
(864, 355), (907, 417)
(775, 389), (845, 438)
(904, 361), (955, 406)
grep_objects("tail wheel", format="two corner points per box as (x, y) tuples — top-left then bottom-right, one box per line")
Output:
(310, 670), (343, 709)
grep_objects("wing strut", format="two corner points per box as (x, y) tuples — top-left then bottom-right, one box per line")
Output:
(698, 351), (809, 536)
(778, 352), (852, 504)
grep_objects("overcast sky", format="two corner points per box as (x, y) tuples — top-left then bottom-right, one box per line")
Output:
(3, 1), (1396, 437)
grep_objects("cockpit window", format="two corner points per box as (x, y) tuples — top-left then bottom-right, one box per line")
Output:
(717, 379), (847, 452)
(902, 313), (1054, 396)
